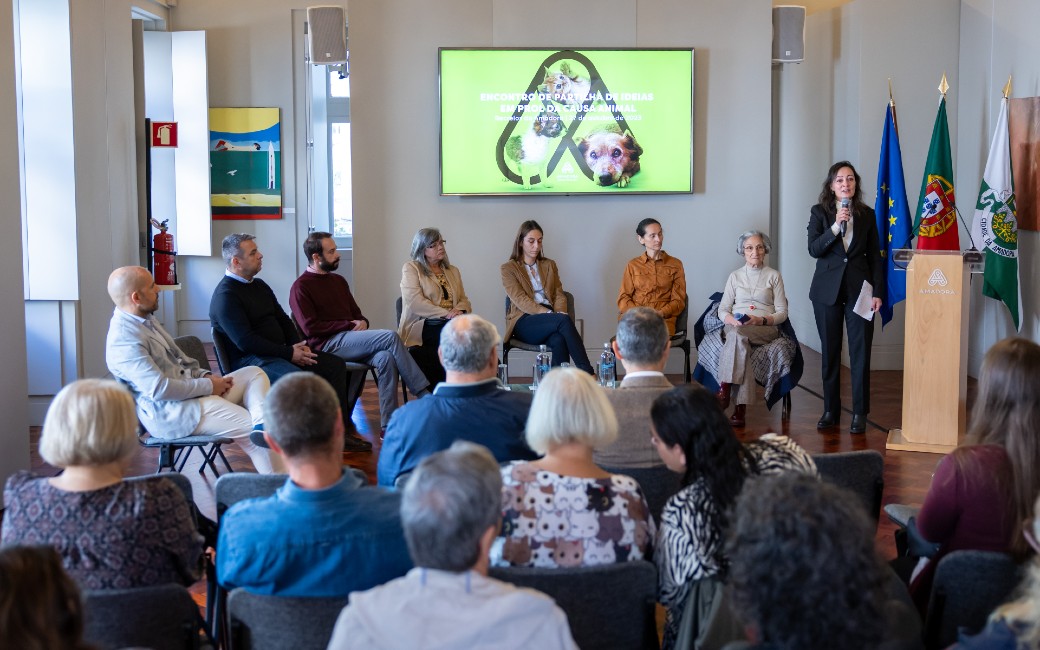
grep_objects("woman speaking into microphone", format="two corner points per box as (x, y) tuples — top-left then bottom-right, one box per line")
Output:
(807, 161), (884, 434)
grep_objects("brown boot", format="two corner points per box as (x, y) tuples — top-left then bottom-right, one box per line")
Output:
(730, 404), (746, 428)
(716, 383), (731, 410)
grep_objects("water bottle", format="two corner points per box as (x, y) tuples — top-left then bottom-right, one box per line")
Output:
(533, 344), (552, 387)
(599, 343), (616, 388)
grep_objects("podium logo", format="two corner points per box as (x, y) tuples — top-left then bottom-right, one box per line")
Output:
(927, 269), (948, 287)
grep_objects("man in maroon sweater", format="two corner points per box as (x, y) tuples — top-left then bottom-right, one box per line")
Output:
(291, 232), (430, 430)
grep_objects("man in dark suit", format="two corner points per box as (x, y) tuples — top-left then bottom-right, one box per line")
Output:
(807, 161), (884, 434)
(594, 307), (675, 469)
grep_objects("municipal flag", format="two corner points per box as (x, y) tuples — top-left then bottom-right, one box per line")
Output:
(874, 103), (912, 327)
(914, 97), (960, 250)
(970, 94), (1020, 329)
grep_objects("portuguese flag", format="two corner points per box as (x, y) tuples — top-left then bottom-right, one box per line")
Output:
(913, 97), (960, 250)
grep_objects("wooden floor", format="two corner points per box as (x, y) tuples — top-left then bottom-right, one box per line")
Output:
(27, 344), (967, 606)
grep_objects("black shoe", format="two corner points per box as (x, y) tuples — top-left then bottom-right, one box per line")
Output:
(850, 413), (867, 434)
(817, 412), (838, 429)
(249, 429), (270, 449)
(343, 434), (373, 453)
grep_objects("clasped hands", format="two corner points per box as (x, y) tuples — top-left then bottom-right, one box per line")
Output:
(291, 341), (319, 367)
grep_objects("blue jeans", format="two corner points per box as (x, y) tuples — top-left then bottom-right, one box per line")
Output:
(512, 313), (593, 373)
(236, 350), (349, 415)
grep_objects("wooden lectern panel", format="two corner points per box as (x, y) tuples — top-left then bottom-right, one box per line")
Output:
(887, 253), (969, 454)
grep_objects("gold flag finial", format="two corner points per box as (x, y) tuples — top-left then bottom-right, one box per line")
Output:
(888, 78), (894, 106)
(938, 73), (949, 97)
(1002, 75), (1012, 99)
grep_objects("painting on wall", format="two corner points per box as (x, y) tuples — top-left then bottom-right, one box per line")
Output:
(1009, 97), (1039, 231)
(209, 107), (282, 220)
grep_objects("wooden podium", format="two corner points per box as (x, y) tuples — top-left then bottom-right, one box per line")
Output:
(886, 250), (982, 454)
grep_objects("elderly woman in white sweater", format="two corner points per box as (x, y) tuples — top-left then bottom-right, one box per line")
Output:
(715, 230), (788, 427)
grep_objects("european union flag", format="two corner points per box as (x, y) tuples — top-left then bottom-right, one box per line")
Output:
(874, 103), (912, 327)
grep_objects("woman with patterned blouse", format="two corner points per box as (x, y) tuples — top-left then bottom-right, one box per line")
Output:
(1, 379), (203, 590)
(649, 384), (816, 649)
(490, 367), (654, 569)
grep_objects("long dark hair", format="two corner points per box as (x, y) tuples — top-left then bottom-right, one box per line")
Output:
(509, 220), (544, 263)
(0, 546), (90, 650)
(817, 160), (865, 216)
(955, 337), (1040, 559)
(651, 385), (755, 535)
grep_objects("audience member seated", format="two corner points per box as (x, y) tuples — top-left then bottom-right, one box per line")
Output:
(290, 231), (430, 430)
(715, 230), (789, 428)
(906, 337), (1040, 613)
(725, 474), (920, 650)
(2, 380), (203, 589)
(501, 220), (593, 373)
(398, 227), (472, 386)
(594, 307), (674, 470)
(378, 314), (535, 487)
(952, 493), (1040, 649)
(217, 373), (411, 597)
(328, 442), (578, 650)
(650, 385), (816, 650)
(617, 217), (686, 335)
(0, 545), (91, 650)
(491, 367), (654, 569)
(106, 265), (276, 472)
(209, 233), (372, 452)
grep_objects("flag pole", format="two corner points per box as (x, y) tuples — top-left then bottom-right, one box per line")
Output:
(938, 72), (949, 97)
(1002, 75), (1012, 99)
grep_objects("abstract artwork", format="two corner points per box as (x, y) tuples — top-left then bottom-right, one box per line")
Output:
(209, 107), (282, 220)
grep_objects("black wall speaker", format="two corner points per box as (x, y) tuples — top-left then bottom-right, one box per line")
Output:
(307, 6), (347, 65)
(772, 5), (806, 63)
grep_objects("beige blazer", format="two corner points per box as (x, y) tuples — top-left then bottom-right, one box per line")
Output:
(398, 260), (472, 347)
(595, 373), (675, 469)
(500, 258), (568, 343)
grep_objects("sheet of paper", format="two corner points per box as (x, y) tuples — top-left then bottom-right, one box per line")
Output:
(853, 280), (875, 321)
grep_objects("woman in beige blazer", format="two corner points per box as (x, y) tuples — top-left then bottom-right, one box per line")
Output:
(399, 227), (472, 385)
(500, 220), (592, 373)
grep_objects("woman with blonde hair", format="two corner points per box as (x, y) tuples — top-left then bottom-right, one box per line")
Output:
(910, 337), (1040, 612)
(399, 227), (472, 385)
(491, 367), (654, 568)
(2, 379), (203, 589)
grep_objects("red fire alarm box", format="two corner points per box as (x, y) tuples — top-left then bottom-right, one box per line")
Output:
(151, 122), (178, 148)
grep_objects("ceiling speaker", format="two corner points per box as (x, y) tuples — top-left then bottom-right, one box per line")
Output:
(772, 5), (806, 63)
(307, 6), (347, 65)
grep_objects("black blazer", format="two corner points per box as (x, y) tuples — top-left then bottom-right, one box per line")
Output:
(807, 203), (885, 306)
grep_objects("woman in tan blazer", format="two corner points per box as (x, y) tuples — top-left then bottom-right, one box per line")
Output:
(500, 220), (592, 373)
(399, 227), (472, 384)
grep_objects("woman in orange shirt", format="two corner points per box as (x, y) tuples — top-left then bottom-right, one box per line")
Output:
(617, 218), (687, 336)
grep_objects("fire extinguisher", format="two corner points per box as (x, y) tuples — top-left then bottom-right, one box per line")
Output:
(150, 218), (177, 286)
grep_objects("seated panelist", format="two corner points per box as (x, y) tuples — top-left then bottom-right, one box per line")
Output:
(500, 220), (593, 373)
(617, 217), (686, 336)
(715, 230), (788, 428)
(398, 227), (472, 386)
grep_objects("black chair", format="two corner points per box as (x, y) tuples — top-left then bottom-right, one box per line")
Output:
(503, 290), (576, 367)
(923, 550), (1023, 649)
(227, 588), (348, 650)
(601, 464), (681, 525)
(669, 297), (693, 383)
(135, 335), (233, 476)
(83, 583), (205, 650)
(489, 561), (659, 650)
(811, 450), (884, 525)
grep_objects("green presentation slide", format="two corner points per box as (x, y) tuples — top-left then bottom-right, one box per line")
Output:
(440, 49), (693, 195)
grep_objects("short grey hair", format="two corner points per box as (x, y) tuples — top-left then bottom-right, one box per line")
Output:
(525, 367), (618, 455)
(409, 227), (451, 277)
(736, 230), (772, 256)
(616, 307), (669, 365)
(221, 233), (256, 267)
(40, 379), (138, 468)
(439, 314), (500, 373)
(264, 373), (340, 457)
(401, 441), (503, 571)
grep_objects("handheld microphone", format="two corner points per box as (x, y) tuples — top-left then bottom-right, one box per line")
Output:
(840, 198), (849, 237)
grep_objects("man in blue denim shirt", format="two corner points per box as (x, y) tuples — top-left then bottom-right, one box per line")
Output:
(217, 373), (412, 597)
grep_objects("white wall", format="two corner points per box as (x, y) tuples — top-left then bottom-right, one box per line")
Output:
(172, 0), (774, 375)
(1, 0), (30, 490)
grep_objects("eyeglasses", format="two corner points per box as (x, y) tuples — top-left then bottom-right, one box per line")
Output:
(1025, 518), (1040, 554)
(426, 240), (446, 249)
(743, 245), (766, 253)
